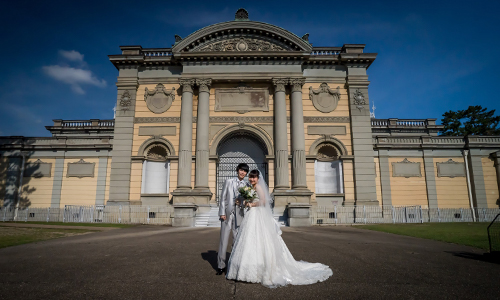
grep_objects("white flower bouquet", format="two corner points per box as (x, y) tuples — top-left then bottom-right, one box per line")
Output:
(238, 186), (256, 209)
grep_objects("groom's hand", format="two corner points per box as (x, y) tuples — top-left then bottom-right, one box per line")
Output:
(220, 215), (226, 221)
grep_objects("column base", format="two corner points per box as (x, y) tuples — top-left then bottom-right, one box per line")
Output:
(172, 203), (198, 227)
(273, 189), (313, 225)
(171, 188), (213, 205)
(287, 203), (312, 227)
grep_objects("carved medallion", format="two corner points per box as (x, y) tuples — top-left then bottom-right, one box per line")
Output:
(308, 83), (341, 113)
(353, 89), (366, 111)
(144, 84), (176, 114)
(120, 91), (132, 111)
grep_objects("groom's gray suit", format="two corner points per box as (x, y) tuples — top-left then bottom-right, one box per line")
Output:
(217, 177), (250, 269)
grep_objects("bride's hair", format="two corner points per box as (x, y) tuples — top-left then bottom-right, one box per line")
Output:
(248, 169), (260, 178)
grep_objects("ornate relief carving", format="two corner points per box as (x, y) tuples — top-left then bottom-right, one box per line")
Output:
(290, 78), (306, 93)
(67, 159), (95, 178)
(179, 78), (195, 93)
(119, 91), (132, 111)
(235, 8), (249, 21)
(134, 116), (351, 123)
(144, 84), (176, 114)
(196, 78), (212, 93)
(316, 143), (339, 161)
(145, 144), (169, 161)
(353, 89), (366, 111)
(437, 159), (466, 178)
(200, 38), (285, 52)
(272, 78), (288, 93)
(392, 158), (421, 178)
(309, 83), (341, 113)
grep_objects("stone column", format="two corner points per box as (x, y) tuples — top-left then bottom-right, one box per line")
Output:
(272, 78), (289, 189)
(195, 78), (211, 189)
(289, 78), (307, 189)
(177, 78), (196, 189)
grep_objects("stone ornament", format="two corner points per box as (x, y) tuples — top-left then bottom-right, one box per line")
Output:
(196, 79), (212, 93)
(353, 89), (366, 111)
(120, 91), (132, 111)
(24, 159), (52, 178)
(392, 158), (421, 178)
(436, 159), (466, 178)
(309, 83), (341, 113)
(200, 38), (285, 52)
(290, 78), (306, 93)
(316, 143), (339, 161)
(235, 8), (249, 21)
(272, 78), (288, 93)
(179, 78), (196, 93)
(67, 159), (95, 178)
(144, 84), (176, 114)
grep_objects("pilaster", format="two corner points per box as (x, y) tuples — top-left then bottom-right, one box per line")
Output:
(346, 71), (378, 205)
(50, 157), (64, 208)
(423, 150), (438, 208)
(108, 68), (138, 205)
(378, 150), (392, 206)
(95, 157), (109, 206)
(467, 149), (488, 208)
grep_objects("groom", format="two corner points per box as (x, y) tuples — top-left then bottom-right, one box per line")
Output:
(216, 163), (250, 275)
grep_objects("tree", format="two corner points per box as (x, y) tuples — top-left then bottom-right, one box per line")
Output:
(440, 105), (500, 136)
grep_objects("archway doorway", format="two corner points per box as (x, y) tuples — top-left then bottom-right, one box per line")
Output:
(216, 133), (268, 205)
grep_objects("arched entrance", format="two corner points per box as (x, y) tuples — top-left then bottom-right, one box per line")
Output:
(216, 133), (268, 204)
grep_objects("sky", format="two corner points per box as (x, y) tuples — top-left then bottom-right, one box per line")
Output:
(0, 0), (499, 137)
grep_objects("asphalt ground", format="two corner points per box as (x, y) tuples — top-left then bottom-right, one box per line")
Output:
(0, 225), (498, 300)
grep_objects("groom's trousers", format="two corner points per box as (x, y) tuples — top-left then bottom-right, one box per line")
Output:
(217, 212), (238, 269)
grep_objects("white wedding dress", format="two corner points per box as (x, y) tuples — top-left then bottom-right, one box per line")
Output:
(226, 179), (332, 288)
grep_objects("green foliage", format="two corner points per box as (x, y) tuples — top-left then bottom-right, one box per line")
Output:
(358, 223), (490, 250)
(441, 105), (500, 136)
(0, 227), (94, 249)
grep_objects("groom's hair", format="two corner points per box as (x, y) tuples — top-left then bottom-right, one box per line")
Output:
(236, 163), (250, 173)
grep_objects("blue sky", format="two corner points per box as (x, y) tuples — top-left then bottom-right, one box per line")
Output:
(0, 0), (499, 137)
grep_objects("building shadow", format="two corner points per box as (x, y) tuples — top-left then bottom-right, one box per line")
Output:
(446, 251), (500, 265)
(201, 250), (230, 271)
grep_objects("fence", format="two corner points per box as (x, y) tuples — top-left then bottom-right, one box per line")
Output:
(311, 206), (500, 225)
(0, 205), (174, 225)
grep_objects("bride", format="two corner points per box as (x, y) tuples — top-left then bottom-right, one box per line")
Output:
(226, 169), (333, 288)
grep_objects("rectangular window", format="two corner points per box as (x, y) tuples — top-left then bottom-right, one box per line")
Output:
(314, 160), (343, 194)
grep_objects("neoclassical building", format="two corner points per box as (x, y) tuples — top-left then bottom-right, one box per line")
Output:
(1, 9), (499, 221)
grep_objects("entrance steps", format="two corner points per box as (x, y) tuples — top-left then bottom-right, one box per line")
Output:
(195, 206), (221, 227)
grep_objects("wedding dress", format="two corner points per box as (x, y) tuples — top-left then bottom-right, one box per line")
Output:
(226, 175), (332, 288)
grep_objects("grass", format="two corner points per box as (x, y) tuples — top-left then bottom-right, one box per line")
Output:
(0, 227), (95, 249)
(358, 222), (491, 250)
(2, 221), (136, 228)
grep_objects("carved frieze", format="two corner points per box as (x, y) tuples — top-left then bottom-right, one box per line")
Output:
(309, 83), (341, 113)
(392, 158), (421, 178)
(24, 159), (52, 178)
(437, 159), (466, 178)
(67, 159), (95, 178)
(134, 116), (350, 123)
(144, 84), (176, 114)
(200, 38), (285, 52)
(215, 86), (269, 113)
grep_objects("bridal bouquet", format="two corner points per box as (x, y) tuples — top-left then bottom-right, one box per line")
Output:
(238, 186), (256, 209)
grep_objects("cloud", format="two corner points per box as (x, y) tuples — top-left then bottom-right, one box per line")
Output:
(58, 50), (84, 62)
(42, 65), (106, 94)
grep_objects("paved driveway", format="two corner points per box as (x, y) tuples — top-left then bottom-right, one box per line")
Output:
(0, 225), (498, 299)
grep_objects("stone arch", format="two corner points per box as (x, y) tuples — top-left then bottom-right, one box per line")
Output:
(309, 136), (348, 157)
(137, 137), (176, 158)
(172, 21), (312, 53)
(209, 124), (273, 156)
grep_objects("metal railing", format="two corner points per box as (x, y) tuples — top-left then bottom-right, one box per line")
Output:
(311, 206), (500, 225)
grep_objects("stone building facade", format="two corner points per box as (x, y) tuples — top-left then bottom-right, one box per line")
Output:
(1, 10), (499, 219)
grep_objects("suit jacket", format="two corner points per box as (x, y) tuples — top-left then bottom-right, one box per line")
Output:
(218, 178), (250, 226)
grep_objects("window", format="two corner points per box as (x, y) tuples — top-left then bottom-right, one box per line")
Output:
(314, 143), (343, 194)
(141, 143), (170, 194)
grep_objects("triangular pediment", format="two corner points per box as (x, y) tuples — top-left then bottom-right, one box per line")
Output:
(172, 21), (312, 53)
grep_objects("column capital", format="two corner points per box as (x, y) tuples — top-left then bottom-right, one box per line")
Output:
(179, 78), (196, 93)
(289, 78), (305, 93)
(272, 78), (288, 93)
(196, 78), (212, 93)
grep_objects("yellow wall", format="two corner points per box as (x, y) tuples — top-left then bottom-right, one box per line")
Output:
(343, 160), (355, 204)
(20, 158), (56, 208)
(60, 158), (99, 207)
(389, 157), (428, 207)
(434, 157), (469, 208)
(0, 157), (8, 206)
(105, 158), (111, 203)
(482, 157), (499, 208)
(374, 157), (382, 204)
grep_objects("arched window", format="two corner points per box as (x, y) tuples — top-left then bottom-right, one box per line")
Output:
(314, 143), (343, 194)
(141, 143), (170, 194)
